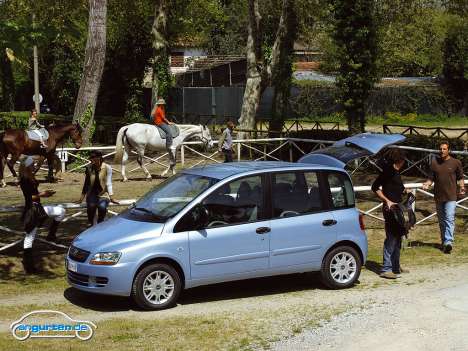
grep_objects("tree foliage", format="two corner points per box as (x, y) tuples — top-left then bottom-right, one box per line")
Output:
(330, 0), (378, 132)
(442, 16), (468, 115)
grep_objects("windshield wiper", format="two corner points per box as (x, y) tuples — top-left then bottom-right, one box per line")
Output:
(132, 207), (165, 220)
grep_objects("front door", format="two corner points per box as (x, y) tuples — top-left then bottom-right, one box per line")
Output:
(185, 175), (270, 279)
(269, 171), (337, 269)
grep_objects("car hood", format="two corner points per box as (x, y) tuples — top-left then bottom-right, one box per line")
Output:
(72, 215), (165, 252)
(299, 133), (406, 168)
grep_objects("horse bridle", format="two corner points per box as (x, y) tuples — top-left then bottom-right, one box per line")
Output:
(198, 125), (211, 146)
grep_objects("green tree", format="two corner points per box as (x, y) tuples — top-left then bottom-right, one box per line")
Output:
(150, 0), (227, 107)
(238, 0), (298, 134)
(269, 0), (298, 133)
(0, 1), (33, 111)
(375, 1), (450, 77)
(443, 17), (468, 115)
(330, 0), (378, 133)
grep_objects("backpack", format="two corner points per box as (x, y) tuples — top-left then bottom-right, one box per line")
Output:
(391, 192), (416, 237)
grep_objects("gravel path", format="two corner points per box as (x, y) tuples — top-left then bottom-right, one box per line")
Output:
(272, 264), (468, 351)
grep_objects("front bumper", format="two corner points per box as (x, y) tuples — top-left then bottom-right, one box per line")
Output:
(65, 257), (136, 297)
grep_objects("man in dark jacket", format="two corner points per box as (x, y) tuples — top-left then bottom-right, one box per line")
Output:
(19, 156), (65, 273)
(372, 149), (409, 279)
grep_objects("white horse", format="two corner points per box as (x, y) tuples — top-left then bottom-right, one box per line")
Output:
(114, 123), (213, 181)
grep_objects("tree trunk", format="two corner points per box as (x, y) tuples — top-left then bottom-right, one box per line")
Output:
(239, 75), (263, 137)
(73, 0), (107, 145)
(346, 109), (361, 134)
(239, 0), (297, 139)
(461, 90), (468, 116)
(0, 50), (15, 111)
(269, 0), (297, 136)
(151, 0), (170, 107)
(238, 0), (263, 138)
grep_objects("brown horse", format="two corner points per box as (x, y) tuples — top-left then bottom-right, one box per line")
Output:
(0, 122), (83, 187)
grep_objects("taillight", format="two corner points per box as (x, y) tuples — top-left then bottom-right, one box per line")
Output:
(359, 214), (366, 230)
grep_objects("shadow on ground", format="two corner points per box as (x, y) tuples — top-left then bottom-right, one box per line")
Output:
(64, 272), (328, 312)
(407, 240), (442, 251)
(365, 260), (382, 275)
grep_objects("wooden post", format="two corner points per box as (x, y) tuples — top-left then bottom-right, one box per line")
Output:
(181, 145), (185, 166)
(289, 141), (293, 162)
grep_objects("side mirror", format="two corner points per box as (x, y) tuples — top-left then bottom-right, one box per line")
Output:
(192, 203), (209, 229)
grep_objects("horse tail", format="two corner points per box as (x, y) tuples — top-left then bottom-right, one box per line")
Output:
(114, 126), (128, 164)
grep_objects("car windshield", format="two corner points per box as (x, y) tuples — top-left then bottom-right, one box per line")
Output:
(132, 173), (218, 220)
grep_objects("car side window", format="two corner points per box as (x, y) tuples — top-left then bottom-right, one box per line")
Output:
(327, 172), (355, 208)
(272, 171), (324, 218)
(201, 175), (264, 228)
(175, 175), (265, 231)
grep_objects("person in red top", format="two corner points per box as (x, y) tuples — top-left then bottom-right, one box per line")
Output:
(152, 97), (173, 150)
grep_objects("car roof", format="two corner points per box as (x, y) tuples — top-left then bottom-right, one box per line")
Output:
(181, 161), (343, 180)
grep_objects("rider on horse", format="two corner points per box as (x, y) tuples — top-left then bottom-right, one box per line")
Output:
(28, 108), (47, 149)
(151, 98), (174, 151)
(28, 108), (48, 149)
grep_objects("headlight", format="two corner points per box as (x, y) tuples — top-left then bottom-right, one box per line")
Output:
(89, 252), (121, 265)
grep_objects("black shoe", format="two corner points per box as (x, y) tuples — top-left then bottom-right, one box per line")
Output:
(443, 243), (453, 254)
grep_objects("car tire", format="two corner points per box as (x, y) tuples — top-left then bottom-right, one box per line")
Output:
(320, 246), (361, 289)
(132, 263), (181, 310)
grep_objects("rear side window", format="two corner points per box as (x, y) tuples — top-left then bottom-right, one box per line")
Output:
(271, 171), (324, 218)
(327, 172), (355, 208)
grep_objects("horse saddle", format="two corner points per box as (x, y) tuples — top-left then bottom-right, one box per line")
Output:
(157, 125), (180, 139)
(26, 128), (49, 142)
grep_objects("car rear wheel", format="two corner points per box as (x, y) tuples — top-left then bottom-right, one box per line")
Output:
(320, 246), (361, 289)
(132, 263), (181, 310)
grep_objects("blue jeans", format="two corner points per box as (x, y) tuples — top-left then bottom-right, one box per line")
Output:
(158, 123), (173, 149)
(382, 227), (402, 273)
(436, 201), (456, 246)
(86, 194), (109, 225)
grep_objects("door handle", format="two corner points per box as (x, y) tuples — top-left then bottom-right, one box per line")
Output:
(322, 219), (337, 226)
(256, 227), (271, 234)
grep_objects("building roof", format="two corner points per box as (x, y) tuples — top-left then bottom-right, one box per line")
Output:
(183, 55), (246, 73)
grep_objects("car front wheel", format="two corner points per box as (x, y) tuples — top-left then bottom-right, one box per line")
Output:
(132, 263), (181, 310)
(320, 246), (361, 289)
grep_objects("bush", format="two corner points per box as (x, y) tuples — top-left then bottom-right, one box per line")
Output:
(290, 82), (451, 117)
(0, 111), (60, 130)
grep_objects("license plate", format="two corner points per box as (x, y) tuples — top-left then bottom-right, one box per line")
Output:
(68, 259), (78, 273)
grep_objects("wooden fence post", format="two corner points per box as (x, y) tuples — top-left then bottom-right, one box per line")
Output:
(181, 145), (185, 166)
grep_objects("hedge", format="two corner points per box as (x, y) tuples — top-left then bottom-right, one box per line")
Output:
(290, 82), (452, 117)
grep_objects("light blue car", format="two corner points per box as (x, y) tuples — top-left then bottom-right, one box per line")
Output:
(66, 133), (405, 310)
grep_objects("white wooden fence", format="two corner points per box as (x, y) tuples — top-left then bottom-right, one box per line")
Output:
(1, 181), (467, 253)
(2, 136), (468, 253)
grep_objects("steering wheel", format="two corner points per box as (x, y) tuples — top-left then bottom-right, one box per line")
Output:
(279, 210), (300, 218)
(207, 220), (229, 228)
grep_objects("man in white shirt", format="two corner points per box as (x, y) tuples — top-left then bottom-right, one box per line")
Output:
(218, 121), (235, 162)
